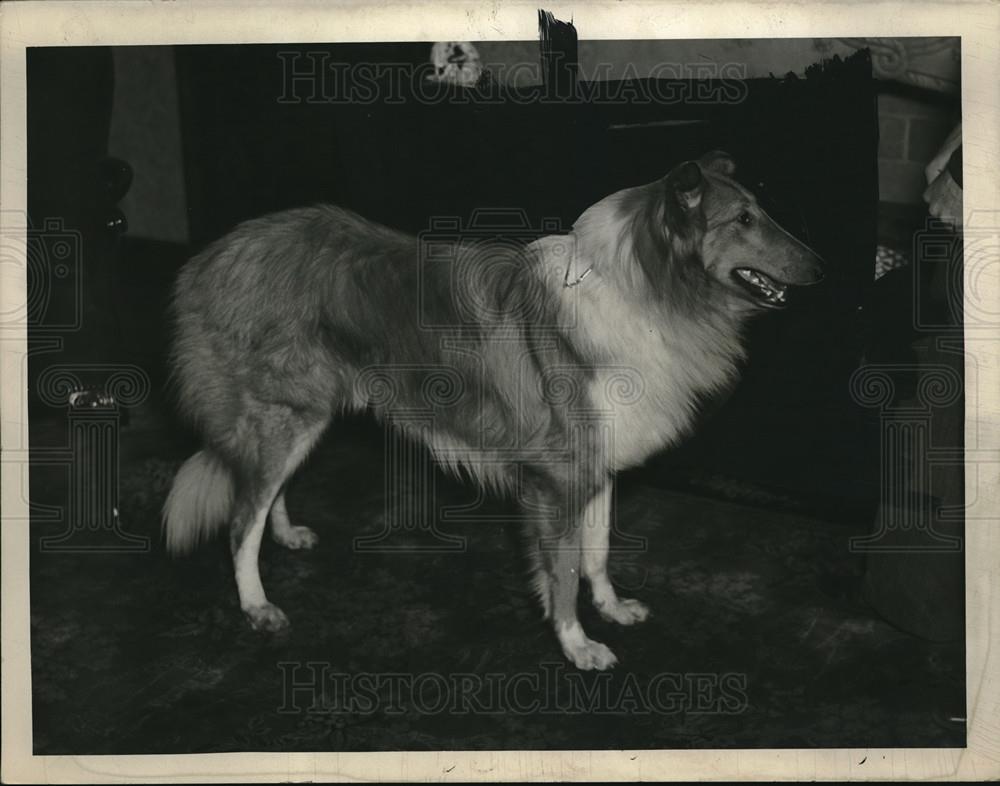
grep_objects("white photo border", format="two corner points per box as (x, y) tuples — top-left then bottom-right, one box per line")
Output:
(2, 0), (998, 781)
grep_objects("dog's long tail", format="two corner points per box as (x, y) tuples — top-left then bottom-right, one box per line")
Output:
(162, 450), (234, 554)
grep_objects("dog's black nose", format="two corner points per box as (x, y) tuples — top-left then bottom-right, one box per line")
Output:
(800, 249), (826, 285)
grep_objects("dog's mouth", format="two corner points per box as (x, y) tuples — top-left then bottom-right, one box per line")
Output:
(732, 268), (789, 309)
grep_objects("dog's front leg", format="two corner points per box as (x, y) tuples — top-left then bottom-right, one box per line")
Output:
(582, 483), (650, 625)
(535, 482), (618, 671)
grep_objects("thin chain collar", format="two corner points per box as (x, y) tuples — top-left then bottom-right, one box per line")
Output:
(562, 235), (593, 288)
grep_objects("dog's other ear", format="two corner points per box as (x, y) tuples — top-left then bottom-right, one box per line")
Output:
(669, 160), (703, 211)
(699, 150), (737, 176)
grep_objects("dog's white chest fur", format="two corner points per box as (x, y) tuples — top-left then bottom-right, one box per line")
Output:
(582, 286), (727, 470)
(540, 237), (743, 471)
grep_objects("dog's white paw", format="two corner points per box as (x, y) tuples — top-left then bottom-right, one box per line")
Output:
(597, 597), (650, 626)
(563, 637), (618, 671)
(244, 602), (290, 633)
(557, 621), (618, 670)
(273, 525), (319, 550)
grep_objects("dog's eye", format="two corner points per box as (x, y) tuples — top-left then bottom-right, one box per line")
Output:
(738, 211), (753, 226)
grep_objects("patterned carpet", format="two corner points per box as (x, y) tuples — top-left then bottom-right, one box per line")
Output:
(29, 416), (965, 753)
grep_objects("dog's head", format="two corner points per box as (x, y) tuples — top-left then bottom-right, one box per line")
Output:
(659, 151), (825, 312)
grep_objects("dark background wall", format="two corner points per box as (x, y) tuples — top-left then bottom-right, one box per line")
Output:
(29, 41), (884, 520)
(106, 38), (959, 245)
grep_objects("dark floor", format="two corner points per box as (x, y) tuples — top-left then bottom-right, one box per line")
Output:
(29, 408), (965, 754)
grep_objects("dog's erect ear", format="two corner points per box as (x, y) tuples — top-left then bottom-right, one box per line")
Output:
(670, 160), (704, 211)
(699, 150), (737, 176)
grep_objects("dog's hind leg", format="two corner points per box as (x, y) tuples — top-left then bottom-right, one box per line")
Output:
(268, 415), (330, 549)
(269, 486), (320, 550)
(229, 409), (328, 632)
(231, 476), (288, 632)
(582, 483), (649, 625)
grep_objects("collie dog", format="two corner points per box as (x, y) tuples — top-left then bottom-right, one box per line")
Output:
(163, 152), (823, 670)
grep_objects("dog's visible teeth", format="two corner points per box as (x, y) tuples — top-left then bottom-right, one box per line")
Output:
(736, 269), (789, 305)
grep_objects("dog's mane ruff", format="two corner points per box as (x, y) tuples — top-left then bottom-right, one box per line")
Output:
(560, 179), (751, 468)
(571, 189), (646, 293)
(571, 180), (732, 324)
